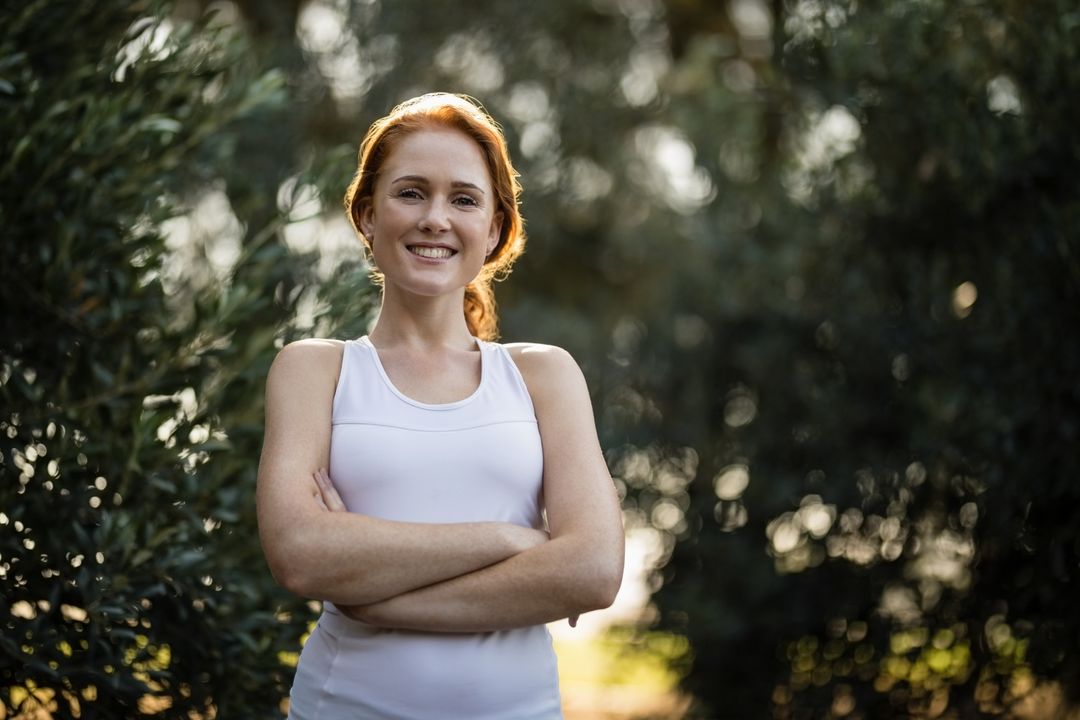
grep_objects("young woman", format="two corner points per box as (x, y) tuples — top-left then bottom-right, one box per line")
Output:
(256, 93), (625, 719)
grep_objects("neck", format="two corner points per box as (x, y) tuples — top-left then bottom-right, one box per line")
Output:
(369, 285), (475, 350)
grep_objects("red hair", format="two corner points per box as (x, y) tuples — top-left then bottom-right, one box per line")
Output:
(343, 93), (525, 341)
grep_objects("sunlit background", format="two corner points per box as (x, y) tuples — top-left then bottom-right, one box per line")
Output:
(3, 0), (1080, 718)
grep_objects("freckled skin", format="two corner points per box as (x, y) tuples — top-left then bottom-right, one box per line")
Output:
(257, 105), (624, 643)
(358, 129), (503, 302)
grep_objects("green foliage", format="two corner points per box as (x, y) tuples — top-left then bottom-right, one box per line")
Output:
(3, 0), (1078, 717)
(0, 2), (352, 716)
(304, 1), (1078, 715)
(630, 1), (1080, 717)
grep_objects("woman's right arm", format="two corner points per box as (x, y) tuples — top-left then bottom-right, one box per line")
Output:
(256, 339), (545, 606)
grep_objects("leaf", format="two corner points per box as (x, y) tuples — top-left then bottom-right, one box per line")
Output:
(135, 115), (182, 135)
(130, 549), (153, 567)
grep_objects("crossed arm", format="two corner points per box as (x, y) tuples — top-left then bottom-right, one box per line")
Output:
(256, 339), (625, 632)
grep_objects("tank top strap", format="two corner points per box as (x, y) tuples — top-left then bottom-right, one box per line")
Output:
(331, 338), (392, 424)
(477, 340), (537, 420)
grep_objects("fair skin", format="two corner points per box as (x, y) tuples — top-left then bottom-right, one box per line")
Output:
(256, 126), (624, 632)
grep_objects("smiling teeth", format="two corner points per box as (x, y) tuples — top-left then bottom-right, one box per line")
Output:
(410, 246), (453, 259)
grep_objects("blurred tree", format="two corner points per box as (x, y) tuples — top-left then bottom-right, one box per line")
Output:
(620, 0), (1080, 717)
(5, 0), (1078, 717)
(195, 0), (1080, 716)
(0, 1), (375, 716)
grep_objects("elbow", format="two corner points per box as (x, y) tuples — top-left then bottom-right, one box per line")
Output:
(578, 562), (623, 612)
(266, 548), (313, 598)
(562, 533), (625, 612)
(265, 534), (378, 604)
(262, 528), (323, 598)
(277, 564), (314, 598)
(596, 565), (624, 609)
(589, 536), (625, 610)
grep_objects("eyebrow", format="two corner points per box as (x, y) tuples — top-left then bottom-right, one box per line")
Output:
(389, 175), (486, 194)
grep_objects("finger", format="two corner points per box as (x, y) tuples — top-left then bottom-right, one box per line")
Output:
(315, 468), (348, 512)
(312, 472), (329, 503)
(310, 474), (326, 508)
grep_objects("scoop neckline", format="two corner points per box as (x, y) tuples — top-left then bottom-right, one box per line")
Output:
(356, 335), (487, 410)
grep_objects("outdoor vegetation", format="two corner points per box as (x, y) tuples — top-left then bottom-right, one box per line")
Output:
(2, 0), (1078, 717)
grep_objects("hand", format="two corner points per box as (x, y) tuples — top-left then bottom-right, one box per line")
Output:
(311, 469), (371, 619)
(312, 468), (346, 513)
(504, 524), (550, 554)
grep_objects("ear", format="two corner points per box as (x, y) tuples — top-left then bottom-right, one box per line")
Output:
(486, 210), (504, 257)
(358, 199), (375, 242)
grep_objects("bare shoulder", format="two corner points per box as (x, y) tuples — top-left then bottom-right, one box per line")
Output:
(503, 342), (588, 401)
(504, 342), (582, 378)
(266, 338), (346, 391)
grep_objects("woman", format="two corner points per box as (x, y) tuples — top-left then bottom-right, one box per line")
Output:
(256, 93), (625, 719)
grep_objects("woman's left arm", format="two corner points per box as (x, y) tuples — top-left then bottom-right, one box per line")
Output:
(339, 344), (625, 632)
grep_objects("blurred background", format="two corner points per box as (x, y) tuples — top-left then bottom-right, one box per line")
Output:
(3, 0), (1079, 718)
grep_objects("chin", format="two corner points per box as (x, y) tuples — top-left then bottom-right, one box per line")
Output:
(387, 275), (469, 299)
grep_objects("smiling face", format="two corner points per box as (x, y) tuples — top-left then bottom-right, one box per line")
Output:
(358, 128), (504, 300)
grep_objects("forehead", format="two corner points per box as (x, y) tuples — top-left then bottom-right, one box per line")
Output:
(381, 128), (492, 188)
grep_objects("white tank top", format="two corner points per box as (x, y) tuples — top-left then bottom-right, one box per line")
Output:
(289, 336), (562, 719)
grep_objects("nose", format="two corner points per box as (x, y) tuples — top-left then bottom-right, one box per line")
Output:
(418, 200), (451, 234)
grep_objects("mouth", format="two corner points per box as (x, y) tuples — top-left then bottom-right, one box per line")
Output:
(408, 245), (456, 260)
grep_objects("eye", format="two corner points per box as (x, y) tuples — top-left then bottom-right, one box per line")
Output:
(396, 188), (423, 200)
(453, 194), (480, 207)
